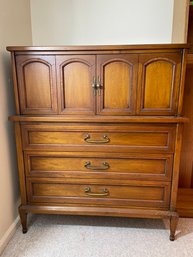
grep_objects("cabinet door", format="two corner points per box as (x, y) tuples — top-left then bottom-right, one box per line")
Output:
(97, 54), (138, 115)
(137, 53), (181, 115)
(56, 55), (95, 115)
(16, 55), (57, 115)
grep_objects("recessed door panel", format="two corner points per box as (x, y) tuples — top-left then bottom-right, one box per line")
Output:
(97, 55), (138, 115)
(104, 61), (130, 108)
(56, 56), (95, 115)
(137, 53), (181, 115)
(16, 55), (57, 114)
(144, 61), (173, 108)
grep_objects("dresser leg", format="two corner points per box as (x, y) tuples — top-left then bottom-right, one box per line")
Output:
(169, 214), (179, 241)
(19, 207), (28, 234)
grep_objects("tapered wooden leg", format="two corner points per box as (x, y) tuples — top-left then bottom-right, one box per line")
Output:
(19, 206), (28, 233)
(170, 214), (179, 241)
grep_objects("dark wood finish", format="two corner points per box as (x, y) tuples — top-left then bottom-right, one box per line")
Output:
(18, 206), (27, 233)
(177, 1), (193, 218)
(177, 188), (193, 217)
(14, 123), (27, 204)
(19, 204), (178, 218)
(170, 124), (183, 211)
(170, 214), (179, 241)
(9, 115), (188, 123)
(177, 49), (188, 115)
(11, 53), (20, 114)
(179, 60), (193, 187)
(7, 45), (187, 240)
(6, 44), (188, 52)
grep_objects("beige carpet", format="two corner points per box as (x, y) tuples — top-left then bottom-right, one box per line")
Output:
(1, 215), (193, 257)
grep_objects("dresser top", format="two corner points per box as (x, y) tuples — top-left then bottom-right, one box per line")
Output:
(6, 44), (188, 52)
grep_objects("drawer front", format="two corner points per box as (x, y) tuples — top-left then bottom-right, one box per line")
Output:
(27, 178), (170, 209)
(25, 152), (173, 181)
(22, 123), (176, 152)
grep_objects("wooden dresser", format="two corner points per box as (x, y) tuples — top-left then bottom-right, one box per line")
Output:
(7, 45), (187, 241)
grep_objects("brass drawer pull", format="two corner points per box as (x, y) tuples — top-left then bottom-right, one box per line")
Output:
(84, 134), (110, 144)
(84, 187), (109, 197)
(84, 161), (110, 170)
(96, 76), (101, 96)
(92, 76), (97, 96)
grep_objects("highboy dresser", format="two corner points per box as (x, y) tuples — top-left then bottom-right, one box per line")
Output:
(7, 45), (188, 240)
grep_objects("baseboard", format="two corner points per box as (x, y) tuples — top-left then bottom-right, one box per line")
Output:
(0, 198), (21, 255)
(0, 215), (20, 255)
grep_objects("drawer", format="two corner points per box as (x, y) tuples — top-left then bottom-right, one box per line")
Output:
(24, 151), (173, 181)
(22, 123), (176, 153)
(27, 178), (170, 209)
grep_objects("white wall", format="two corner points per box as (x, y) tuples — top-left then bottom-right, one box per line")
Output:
(0, 0), (32, 254)
(30, 0), (175, 45)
